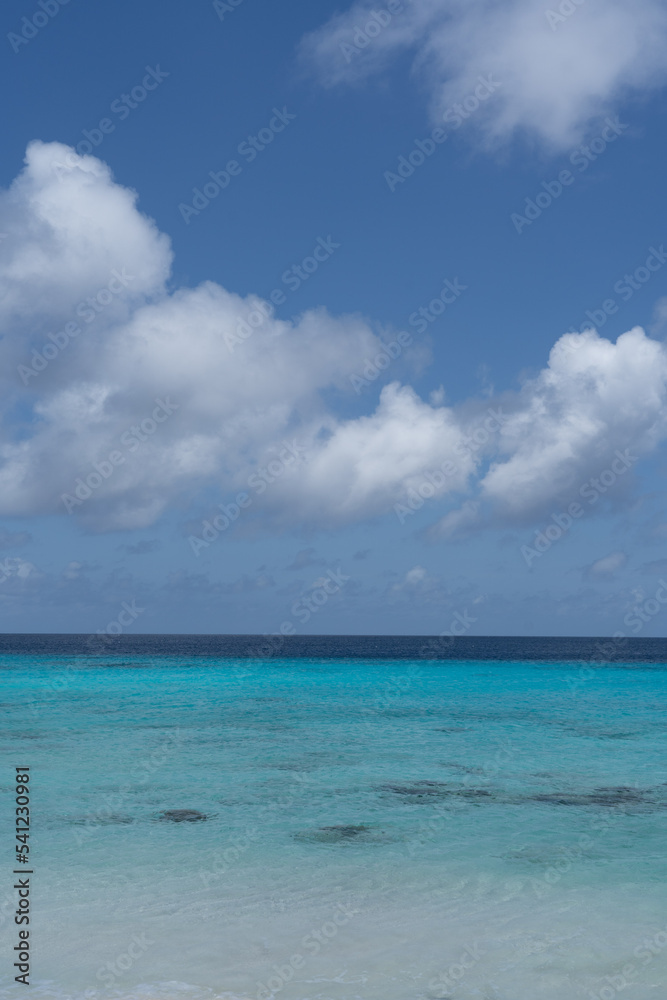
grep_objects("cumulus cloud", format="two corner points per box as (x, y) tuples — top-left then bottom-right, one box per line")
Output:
(432, 328), (667, 535)
(2, 142), (476, 531)
(1, 142), (667, 537)
(274, 381), (478, 528)
(300, 0), (667, 150)
(0, 141), (170, 338)
(481, 329), (667, 511)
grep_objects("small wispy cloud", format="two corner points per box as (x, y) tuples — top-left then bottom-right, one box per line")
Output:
(584, 551), (627, 579)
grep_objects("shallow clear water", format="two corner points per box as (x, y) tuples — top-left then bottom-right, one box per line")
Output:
(1, 650), (666, 1000)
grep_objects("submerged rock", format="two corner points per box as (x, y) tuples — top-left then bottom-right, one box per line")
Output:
(72, 813), (134, 826)
(440, 761), (486, 775)
(294, 824), (380, 844)
(160, 809), (207, 822)
(530, 786), (651, 807)
(378, 780), (496, 808)
(380, 781), (451, 798)
(321, 824), (369, 839)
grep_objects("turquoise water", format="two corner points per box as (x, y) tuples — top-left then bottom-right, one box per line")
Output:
(1, 653), (666, 1000)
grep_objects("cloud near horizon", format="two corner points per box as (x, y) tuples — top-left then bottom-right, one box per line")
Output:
(299, 0), (667, 150)
(1, 142), (666, 535)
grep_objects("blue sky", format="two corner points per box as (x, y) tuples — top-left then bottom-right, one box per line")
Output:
(1, 0), (667, 636)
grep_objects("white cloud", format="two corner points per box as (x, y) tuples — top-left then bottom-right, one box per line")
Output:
(0, 141), (170, 336)
(389, 564), (431, 594)
(1, 143), (667, 537)
(1, 142), (468, 531)
(0, 556), (37, 582)
(274, 382), (477, 527)
(404, 565), (427, 585)
(480, 329), (667, 512)
(585, 551), (628, 578)
(432, 328), (667, 535)
(300, 0), (667, 150)
(431, 500), (480, 539)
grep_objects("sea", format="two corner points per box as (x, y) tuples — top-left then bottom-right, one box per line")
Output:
(0, 634), (665, 1000)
